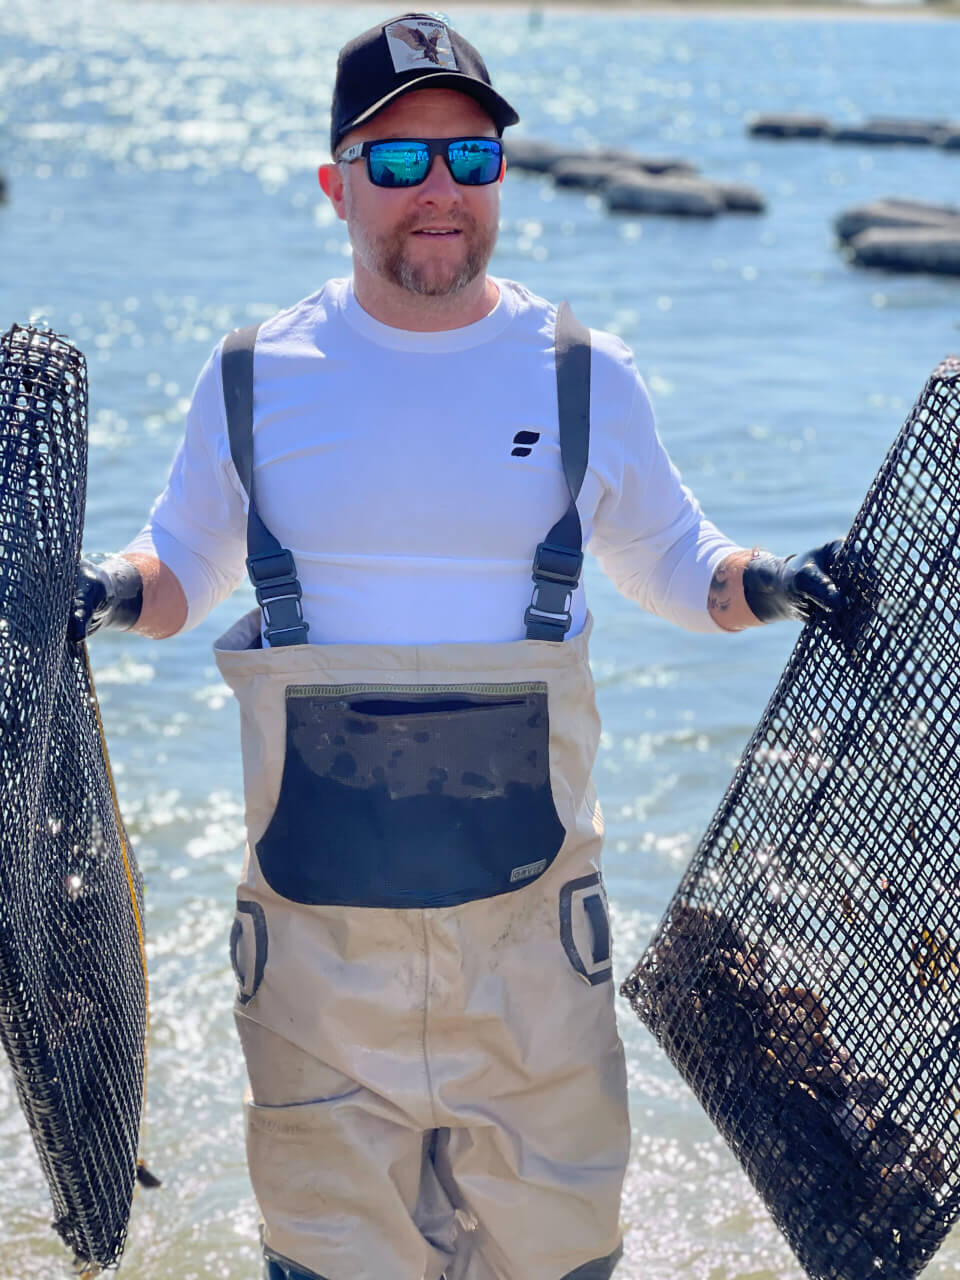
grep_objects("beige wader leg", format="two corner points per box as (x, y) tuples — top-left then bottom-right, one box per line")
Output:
(231, 860), (629, 1280)
(241, 1007), (627, 1280)
(240, 1017), (457, 1280)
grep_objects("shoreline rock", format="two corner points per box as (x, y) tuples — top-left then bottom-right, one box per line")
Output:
(748, 113), (833, 139)
(551, 158), (634, 190)
(832, 118), (951, 146)
(605, 172), (724, 216)
(848, 226), (960, 275)
(712, 180), (767, 213)
(506, 137), (764, 218)
(503, 138), (592, 173)
(835, 198), (960, 243)
(605, 172), (766, 216)
(504, 137), (696, 178)
(835, 198), (960, 274)
(748, 113), (960, 150)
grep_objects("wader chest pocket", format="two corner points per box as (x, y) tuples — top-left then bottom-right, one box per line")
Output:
(560, 873), (613, 985)
(256, 683), (566, 909)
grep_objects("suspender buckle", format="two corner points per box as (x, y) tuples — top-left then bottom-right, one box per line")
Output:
(524, 541), (584, 640)
(246, 551), (310, 647)
(246, 549), (297, 588)
(531, 541), (583, 586)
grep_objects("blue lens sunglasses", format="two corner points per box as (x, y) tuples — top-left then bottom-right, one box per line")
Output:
(338, 137), (504, 189)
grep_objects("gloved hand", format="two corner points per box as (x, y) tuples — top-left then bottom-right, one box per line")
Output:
(742, 540), (845, 624)
(69, 556), (144, 641)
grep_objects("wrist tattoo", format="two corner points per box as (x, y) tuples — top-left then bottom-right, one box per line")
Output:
(708, 564), (731, 614)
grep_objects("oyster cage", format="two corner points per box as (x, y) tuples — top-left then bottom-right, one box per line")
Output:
(0, 325), (147, 1273)
(621, 358), (960, 1280)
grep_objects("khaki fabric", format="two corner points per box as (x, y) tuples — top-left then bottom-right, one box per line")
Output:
(216, 611), (629, 1280)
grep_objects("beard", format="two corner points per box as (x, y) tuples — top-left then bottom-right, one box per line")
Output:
(350, 207), (497, 298)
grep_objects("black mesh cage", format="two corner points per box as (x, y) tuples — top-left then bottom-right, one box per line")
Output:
(621, 357), (960, 1280)
(0, 325), (147, 1273)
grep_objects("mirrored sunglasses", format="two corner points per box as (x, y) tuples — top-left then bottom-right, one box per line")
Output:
(338, 137), (504, 189)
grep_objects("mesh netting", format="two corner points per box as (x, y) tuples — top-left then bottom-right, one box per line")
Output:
(621, 357), (960, 1280)
(0, 325), (147, 1273)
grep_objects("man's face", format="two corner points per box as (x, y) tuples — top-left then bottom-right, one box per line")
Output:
(326, 89), (502, 299)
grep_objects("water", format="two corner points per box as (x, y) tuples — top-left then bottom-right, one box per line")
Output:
(1, 1), (959, 1274)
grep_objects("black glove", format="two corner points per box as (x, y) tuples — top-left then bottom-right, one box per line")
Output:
(69, 556), (144, 641)
(742, 540), (845, 624)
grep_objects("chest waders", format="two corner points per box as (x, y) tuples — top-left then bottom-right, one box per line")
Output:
(214, 304), (628, 1280)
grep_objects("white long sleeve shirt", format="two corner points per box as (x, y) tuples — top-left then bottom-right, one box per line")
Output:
(127, 277), (740, 644)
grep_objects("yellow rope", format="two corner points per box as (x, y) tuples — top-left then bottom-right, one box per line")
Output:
(81, 644), (150, 1123)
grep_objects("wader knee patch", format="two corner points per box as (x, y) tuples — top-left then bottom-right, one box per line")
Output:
(230, 899), (268, 1005)
(561, 1242), (623, 1278)
(559, 873), (613, 985)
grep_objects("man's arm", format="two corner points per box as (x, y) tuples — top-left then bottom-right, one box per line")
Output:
(123, 554), (188, 638)
(586, 337), (849, 635)
(70, 334), (252, 644)
(709, 542), (845, 632)
(70, 553), (188, 641)
(707, 549), (760, 632)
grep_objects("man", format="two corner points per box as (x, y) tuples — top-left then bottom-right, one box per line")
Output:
(72, 13), (842, 1280)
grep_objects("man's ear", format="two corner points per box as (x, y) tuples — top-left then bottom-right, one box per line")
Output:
(499, 154), (507, 183)
(318, 162), (347, 221)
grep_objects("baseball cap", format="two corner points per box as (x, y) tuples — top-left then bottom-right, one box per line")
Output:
(330, 13), (520, 155)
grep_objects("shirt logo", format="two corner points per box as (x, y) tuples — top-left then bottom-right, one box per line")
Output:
(385, 19), (458, 72)
(511, 430), (541, 458)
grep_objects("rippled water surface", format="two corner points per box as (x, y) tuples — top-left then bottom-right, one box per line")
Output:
(2, 1), (960, 1275)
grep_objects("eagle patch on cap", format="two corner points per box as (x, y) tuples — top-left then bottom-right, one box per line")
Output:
(384, 17), (458, 72)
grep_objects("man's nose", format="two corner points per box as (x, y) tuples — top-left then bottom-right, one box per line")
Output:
(415, 153), (460, 200)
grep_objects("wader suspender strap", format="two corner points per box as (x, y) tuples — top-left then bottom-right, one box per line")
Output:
(523, 300), (592, 641)
(221, 324), (310, 646)
(221, 300), (590, 647)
